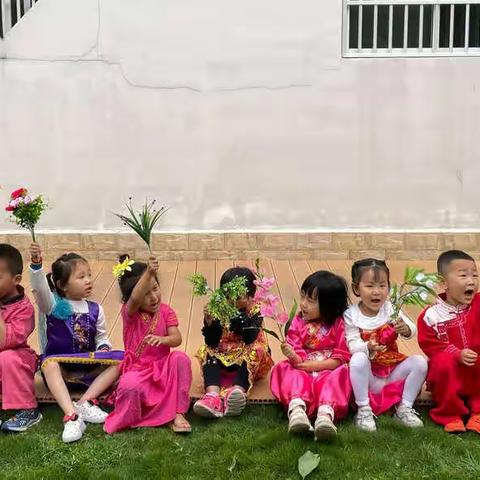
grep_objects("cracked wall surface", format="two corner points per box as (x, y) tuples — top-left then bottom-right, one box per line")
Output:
(1, 0), (479, 232)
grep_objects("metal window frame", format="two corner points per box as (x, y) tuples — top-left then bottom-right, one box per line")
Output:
(343, 0), (480, 57)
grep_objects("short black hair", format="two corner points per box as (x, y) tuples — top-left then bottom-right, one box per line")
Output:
(301, 271), (348, 326)
(117, 255), (159, 303)
(437, 250), (475, 275)
(220, 267), (256, 297)
(0, 244), (23, 276)
(47, 252), (88, 297)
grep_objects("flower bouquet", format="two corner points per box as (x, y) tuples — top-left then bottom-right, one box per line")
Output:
(5, 187), (47, 241)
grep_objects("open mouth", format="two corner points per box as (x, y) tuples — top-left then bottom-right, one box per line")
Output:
(371, 299), (381, 304)
(464, 289), (475, 298)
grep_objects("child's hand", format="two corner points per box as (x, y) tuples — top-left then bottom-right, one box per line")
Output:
(367, 333), (387, 354)
(147, 256), (159, 274)
(296, 360), (321, 372)
(203, 306), (214, 326)
(30, 242), (42, 264)
(393, 318), (411, 337)
(145, 334), (164, 347)
(281, 342), (296, 359)
(460, 348), (478, 366)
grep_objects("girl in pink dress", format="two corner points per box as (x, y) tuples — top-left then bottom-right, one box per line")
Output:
(104, 256), (192, 434)
(270, 271), (351, 441)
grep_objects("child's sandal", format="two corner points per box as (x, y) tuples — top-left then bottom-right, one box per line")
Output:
(169, 416), (191, 434)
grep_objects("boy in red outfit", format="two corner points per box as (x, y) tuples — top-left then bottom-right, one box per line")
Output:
(418, 250), (480, 433)
(0, 244), (41, 432)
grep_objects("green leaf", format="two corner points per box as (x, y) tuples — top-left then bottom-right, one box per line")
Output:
(284, 299), (298, 337)
(298, 451), (320, 479)
(114, 198), (168, 251)
(262, 327), (282, 342)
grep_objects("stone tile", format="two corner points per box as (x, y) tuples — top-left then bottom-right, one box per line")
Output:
(188, 234), (225, 251)
(82, 234), (118, 251)
(256, 234), (297, 250)
(151, 234), (189, 251)
(297, 233), (332, 250)
(225, 233), (257, 250)
(332, 233), (370, 250)
(405, 234), (441, 250)
(370, 233), (405, 249)
(443, 233), (478, 251)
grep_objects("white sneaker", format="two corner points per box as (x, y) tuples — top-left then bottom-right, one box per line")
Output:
(74, 400), (108, 424)
(62, 416), (86, 443)
(314, 414), (337, 441)
(288, 406), (312, 434)
(354, 406), (377, 432)
(394, 404), (424, 428)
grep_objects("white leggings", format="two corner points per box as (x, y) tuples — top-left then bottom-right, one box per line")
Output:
(349, 351), (428, 408)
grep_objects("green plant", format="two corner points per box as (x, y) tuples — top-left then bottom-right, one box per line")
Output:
(114, 198), (168, 253)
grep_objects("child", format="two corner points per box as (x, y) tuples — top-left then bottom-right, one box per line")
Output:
(104, 256), (192, 434)
(418, 250), (480, 433)
(270, 271), (351, 441)
(0, 244), (41, 432)
(345, 258), (427, 432)
(193, 267), (273, 418)
(29, 243), (123, 443)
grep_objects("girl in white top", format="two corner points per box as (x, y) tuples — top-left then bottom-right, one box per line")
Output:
(344, 258), (427, 432)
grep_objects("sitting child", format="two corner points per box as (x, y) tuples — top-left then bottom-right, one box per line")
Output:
(0, 244), (41, 432)
(270, 271), (351, 441)
(418, 250), (480, 433)
(29, 243), (122, 443)
(345, 258), (427, 432)
(104, 256), (192, 434)
(193, 267), (273, 418)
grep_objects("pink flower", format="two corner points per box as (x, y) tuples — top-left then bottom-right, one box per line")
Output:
(23, 195), (32, 205)
(259, 294), (280, 318)
(10, 188), (27, 200)
(255, 277), (275, 291)
(276, 312), (289, 325)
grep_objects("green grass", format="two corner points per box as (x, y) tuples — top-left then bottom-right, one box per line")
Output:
(0, 405), (479, 480)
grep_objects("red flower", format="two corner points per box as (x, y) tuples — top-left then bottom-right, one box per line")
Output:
(10, 188), (27, 200)
(378, 325), (398, 345)
(5, 205), (14, 212)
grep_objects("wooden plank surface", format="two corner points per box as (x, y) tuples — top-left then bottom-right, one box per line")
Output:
(23, 259), (436, 404)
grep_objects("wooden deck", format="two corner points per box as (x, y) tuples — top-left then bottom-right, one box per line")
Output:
(22, 259), (436, 404)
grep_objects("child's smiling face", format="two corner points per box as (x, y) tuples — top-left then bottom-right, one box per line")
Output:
(441, 259), (479, 306)
(354, 268), (390, 316)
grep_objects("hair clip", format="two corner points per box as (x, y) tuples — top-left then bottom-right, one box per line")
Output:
(113, 256), (135, 279)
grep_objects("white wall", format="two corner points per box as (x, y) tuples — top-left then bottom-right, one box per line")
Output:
(1, 0), (479, 232)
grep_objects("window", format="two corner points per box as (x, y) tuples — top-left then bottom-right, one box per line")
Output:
(343, 0), (480, 57)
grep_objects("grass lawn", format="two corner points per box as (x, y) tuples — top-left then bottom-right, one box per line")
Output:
(1, 405), (479, 479)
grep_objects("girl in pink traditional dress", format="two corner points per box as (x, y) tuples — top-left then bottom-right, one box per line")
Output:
(104, 255), (192, 434)
(270, 271), (351, 441)
(344, 258), (427, 432)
